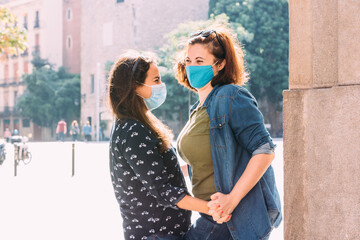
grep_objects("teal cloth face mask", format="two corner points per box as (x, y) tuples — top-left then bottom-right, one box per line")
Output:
(138, 83), (167, 110)
(185, 62), (218, 89)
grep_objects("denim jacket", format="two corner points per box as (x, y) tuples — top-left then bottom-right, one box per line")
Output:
(190, 84), (282, 240)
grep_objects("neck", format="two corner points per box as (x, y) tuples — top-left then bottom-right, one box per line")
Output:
(198, 83), (213, 106)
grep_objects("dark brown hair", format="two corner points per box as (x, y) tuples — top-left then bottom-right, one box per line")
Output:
(107, 52), (173, 152)
(175, 26), (248, 91)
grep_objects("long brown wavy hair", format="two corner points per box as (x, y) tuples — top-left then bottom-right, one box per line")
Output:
(107, 52), (173, 152)
(175, 26), (248, 91)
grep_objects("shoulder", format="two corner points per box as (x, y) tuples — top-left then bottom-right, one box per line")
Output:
(112, 119), (160, 153)
(210, 84), (257, 108)
(215, 84), (254, 100)
(113, 118), (154, 140)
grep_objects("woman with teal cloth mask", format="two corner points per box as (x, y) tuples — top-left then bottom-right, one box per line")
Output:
(185, 61), (218, 89)
(107, 52), (228, 240)
(175, 27), (282, 240)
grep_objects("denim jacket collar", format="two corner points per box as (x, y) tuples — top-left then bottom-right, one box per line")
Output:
(190, 84), (223, 113)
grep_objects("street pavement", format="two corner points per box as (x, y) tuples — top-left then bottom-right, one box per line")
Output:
(0, 140), (283, 240)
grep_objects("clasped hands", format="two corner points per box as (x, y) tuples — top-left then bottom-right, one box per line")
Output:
(207, 192), (239, 224)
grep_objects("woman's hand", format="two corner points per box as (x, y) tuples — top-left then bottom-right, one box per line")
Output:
(207, 153), (275, 223)
(208, 205), (232, 224)
(208, 192), (241, 219)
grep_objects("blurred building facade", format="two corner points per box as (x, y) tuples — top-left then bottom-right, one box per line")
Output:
(1, 0), (209, 141)
(0, 0), (81, 140)
(81, 0), (209, 140)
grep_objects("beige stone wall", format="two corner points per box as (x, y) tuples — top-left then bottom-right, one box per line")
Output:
(41, 0), (63, 68)
(81, 0), (209, 138)
(285, 0), (360, 239)
(63, 0), (81, 74)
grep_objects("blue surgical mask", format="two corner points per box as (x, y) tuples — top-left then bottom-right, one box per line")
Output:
(138, 83), (167, 110)
(185, 61), (218, 89)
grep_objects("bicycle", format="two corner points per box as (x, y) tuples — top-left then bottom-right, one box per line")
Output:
(0, 141), (6, 165)
(13, 136), (32, 165)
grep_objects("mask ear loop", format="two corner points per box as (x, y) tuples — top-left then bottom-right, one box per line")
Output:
(212, 60), (223, 77)
(135, 82), (147, 99)
(212, 60), (219, 66)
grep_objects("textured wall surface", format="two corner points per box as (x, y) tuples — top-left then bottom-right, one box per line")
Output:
(285, 0), (360, 239)
(284, 87), (360, 239)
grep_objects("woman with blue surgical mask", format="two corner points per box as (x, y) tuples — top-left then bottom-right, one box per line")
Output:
(175, 27), (282, 240)
(107, 52), (219, 240)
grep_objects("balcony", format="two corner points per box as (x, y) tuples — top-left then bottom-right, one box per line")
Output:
(0, 78), (24, 87)
(21, 49), (29, 57)
(0, 106), (21, 117)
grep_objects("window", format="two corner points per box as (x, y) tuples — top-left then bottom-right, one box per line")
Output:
(14, 91), (18, 105)
(23, 14), (28, 29)
(35, 33), (40, 54)
(23, 119), (30, 128)
(13, 62), (18, 82)
(34, 10), (39, 28)
(116, 0), (124, 3)
(3, 119), (10, 131)
(90, 74), (95, 93)
(67, 35), (72, 48)
(24, 61), (29, 74)
(13, 119), (19, 130)
(67, 8), (72, 21)
(4, 64), (8, 83)
(4, 90), (9, 107)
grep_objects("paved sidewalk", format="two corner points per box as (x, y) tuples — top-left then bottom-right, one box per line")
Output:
(0, 140), (283, 240)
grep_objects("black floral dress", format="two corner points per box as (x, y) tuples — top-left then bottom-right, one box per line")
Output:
(109, 119), (191, 240)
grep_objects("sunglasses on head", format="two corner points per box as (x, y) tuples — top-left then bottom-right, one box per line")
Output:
(190, 29), (226, 57)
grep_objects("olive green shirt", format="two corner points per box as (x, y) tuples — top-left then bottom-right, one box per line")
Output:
(177, 106), (217, 201)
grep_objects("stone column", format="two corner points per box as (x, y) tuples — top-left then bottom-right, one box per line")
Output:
(284, 0), (360, 239)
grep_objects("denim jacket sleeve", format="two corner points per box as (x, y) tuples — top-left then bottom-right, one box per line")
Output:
(228, 88), (275, 154)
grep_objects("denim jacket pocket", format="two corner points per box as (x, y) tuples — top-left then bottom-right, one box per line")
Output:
(209, 115), (227, 148)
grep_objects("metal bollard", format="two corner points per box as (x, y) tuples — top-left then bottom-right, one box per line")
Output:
(72, 143), (75, 177)
(14, 144), (18, 177)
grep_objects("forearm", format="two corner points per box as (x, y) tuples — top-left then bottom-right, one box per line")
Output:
(176, 195), (209, 215)
(230, 153), (274, 204)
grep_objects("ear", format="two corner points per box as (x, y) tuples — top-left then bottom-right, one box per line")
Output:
(217, 59), (226, 71)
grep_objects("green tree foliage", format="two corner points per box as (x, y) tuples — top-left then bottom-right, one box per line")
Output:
(16, 55), (80, 132)
(0, 7), (27, 61)
(209, 0), (289, 136)
(156, 14), (252, 135)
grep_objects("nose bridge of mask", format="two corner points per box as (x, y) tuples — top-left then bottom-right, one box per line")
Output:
(136, 81), (150, 88)
(137, 82), (164, 89)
